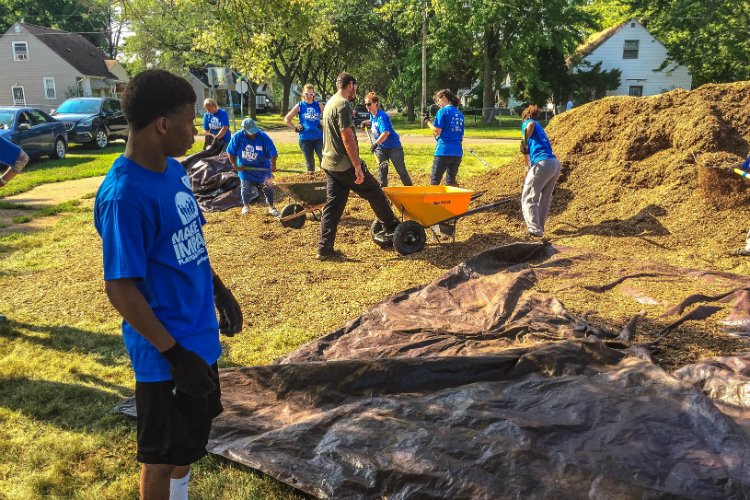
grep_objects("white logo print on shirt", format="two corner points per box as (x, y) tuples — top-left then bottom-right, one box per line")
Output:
(209, 116), (220, 129)
(242, 145), (259, 161)
(172, 192), (206, 265)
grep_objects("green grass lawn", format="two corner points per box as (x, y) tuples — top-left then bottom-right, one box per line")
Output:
(390, 115), (548, 139)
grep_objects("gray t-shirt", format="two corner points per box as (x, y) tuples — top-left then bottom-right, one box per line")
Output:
(322, 93), (358, 171)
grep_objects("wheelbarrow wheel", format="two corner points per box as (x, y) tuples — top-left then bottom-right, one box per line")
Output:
(279, 204), (306, 229)
(393, 221), (426, 255)
(370, 220), (394, 248)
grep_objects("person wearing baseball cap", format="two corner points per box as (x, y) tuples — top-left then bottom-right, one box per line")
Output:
(226, 117), (279, 216)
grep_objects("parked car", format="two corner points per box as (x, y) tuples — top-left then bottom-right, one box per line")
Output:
(0, 107), (68, 160)
(353, 104), (370, 126)
(51, 97), (128, 149)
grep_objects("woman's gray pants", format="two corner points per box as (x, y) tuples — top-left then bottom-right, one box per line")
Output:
(521, 158), (561, 236)
(375, 145), (412, 187)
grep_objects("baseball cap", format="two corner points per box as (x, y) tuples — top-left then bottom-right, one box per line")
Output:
(241, 118), (260, 134)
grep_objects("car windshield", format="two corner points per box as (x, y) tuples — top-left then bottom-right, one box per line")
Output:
(0, 112), (14, 129)
(56, 100), (100, 114)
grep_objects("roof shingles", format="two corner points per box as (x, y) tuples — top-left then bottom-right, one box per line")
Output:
(20, 23), (117, 79)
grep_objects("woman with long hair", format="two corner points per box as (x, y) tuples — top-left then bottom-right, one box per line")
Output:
(520, 105), (560, 237)
(284, 83), (325, 172)
(424, 89), (464, 186)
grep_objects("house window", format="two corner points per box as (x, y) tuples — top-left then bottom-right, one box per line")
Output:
(623, 40), (639, 59)
(43, 78), (56, 100)
(12, 42), (28, 61)
(11, 86), (25, 106)
(629, 86), (643, 97)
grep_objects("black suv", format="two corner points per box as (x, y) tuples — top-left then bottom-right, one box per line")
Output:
(352, 104), (370, 126)
(52, 98), (128, 149)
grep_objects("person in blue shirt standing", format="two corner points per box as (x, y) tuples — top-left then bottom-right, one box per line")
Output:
(94, 69), (242, 500)
(424, 89), (464, 186)
(227, 117), (279, 216)
(520, 104), (561, 238)
(0, 136), (29, 188)
(284, 84), (324, 172)
(360, 92), (412, 187)
(202, 98), (230, 153)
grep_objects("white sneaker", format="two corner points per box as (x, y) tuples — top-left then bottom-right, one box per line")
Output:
(268, 206), (280, 217)
(241, 206), (250, 214)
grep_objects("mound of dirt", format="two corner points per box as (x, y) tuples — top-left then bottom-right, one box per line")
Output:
(490, 82), (750, 212)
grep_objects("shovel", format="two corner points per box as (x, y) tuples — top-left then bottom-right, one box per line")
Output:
(464, 146), (493, 173)
(692, 152), (748, 178)
(364, 128), (390, 173)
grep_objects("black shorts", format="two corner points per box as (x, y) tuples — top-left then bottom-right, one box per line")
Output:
(135, 364), (223, 466)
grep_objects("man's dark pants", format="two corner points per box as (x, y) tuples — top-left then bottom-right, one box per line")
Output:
(319, 165), (398, 252)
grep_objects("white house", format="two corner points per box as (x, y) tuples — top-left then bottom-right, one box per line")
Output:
(0, 22), (128, 112)
(574, 19), (691, 97)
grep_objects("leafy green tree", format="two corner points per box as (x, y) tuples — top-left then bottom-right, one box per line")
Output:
(0, 0), (116, 54)
(623, 0), (750, 85)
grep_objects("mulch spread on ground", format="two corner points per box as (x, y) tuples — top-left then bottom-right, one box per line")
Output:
(4, 82), (750, 375)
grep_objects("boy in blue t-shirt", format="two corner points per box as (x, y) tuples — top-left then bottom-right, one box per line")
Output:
(0, 135), (29, 188)
(202, 98), (230, 152)
(94, 70), (242, 500)
(226, 117), (279, 216)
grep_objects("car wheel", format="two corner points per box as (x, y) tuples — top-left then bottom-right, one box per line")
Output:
(91, 128), (108, 149)
(50, 137), (67, 160)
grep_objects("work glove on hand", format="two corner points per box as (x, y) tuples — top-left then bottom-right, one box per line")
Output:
(161, 341), (219, 397)
(317, 123), (323, 130)
(214, 274), (243, 336)
(520, 143), (530, 155)
(370, 143), (378, 154)
(294, 125), (304, 133)
(420, 112), (429, 128)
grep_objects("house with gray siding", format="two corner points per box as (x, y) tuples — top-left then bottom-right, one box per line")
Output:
(574, 19), (692, 97)
(0, 22), (128, 112)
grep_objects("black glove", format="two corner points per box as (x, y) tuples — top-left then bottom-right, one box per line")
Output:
(370, 143), (378, 154)
(161, 341), (219, 397)
(317, 123), (323, 130)
(214, 274), (243, 336)
(421, 112), (429, 128)
(520, 143), (530, 155)
(294, 125), (304, 133)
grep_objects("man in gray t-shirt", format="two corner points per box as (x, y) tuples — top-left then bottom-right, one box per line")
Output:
(317, 73), (398, 260)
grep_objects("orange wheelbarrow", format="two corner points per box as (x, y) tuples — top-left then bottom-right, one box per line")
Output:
(373, 186), (513, 255)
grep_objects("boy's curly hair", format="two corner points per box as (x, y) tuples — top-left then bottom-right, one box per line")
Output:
(122, 70), (196, 131)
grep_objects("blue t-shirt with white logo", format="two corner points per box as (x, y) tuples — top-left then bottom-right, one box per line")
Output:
(94, 156), (221, 382)
(522, 119), (555, 165)
(203, 108), (230, 143)
(298, 101), (323, 141)
(370, 110), (401, 149)
(434, 105), (464, 157)
(227, 130), (278, 183)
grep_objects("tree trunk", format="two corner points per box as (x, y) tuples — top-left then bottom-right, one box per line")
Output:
(406, 96), (415, 122)
(248, 80), (257, 119)
(482, 26), (498, 124)
(281, 76), (292, 116)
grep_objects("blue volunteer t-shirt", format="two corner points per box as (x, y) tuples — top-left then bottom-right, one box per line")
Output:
(522, 119), (556, 165)
(203, 108), (230, 143)
(298, 101), (323, 141)
(434, 105), (464, 157)
(370, 110), (401, 149)
(227, 130), (278, 183)
(94, 156), (221, 382)
(0, 136), (22, 165)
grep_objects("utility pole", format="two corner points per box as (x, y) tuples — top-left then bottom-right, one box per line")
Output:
(421, 0), (427, 128)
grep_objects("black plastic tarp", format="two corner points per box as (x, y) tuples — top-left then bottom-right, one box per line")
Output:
(180, 144), (246, 212)
(114, 243), (750, 499)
